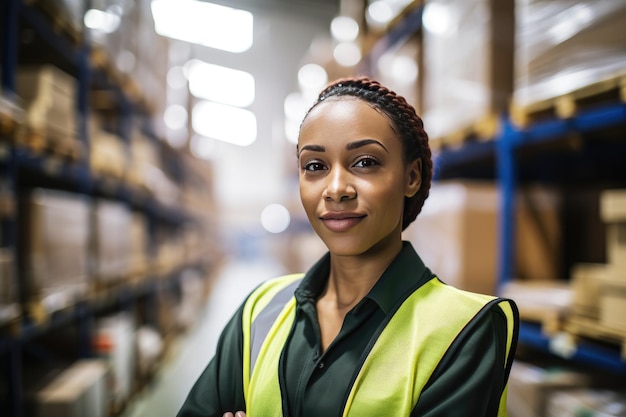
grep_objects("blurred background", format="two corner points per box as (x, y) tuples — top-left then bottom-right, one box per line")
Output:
(1, 0), (626, 416)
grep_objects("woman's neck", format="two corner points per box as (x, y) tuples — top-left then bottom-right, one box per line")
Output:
(323, 239), (403, 309)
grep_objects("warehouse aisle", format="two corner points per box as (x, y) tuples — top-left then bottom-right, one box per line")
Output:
(122, 256), (286, 417)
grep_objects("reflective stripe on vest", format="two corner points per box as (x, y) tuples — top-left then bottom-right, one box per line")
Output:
(241, 275), (517, 417)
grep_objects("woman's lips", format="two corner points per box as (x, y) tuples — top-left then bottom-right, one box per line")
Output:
(320, 213), (365, 232)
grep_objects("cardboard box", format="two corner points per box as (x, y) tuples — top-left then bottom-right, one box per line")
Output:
(599, 278), (626, 332)
(570, 263), (612, 319)
(403, 180), (561, 295)
(600, 189), (626, 270)
(36, 359), (110, 417)
(507, 361), (592, 417)
(15, 65), (77, 141)
(21, 189), (90, 312)
(92, 200), (132, 284)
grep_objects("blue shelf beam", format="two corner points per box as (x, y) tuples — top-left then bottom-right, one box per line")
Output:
(433, 140), (495, 180)
(518, 323), (626, 375)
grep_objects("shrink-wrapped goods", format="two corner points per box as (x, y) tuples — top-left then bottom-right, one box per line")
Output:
(422, 0), (514, 144)
(514, 0), (626, 109)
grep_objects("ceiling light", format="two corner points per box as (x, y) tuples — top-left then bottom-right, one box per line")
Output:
(151, 0), (253, 53)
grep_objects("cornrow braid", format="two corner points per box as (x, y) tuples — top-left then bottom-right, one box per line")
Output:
(303, 76), (432, 230)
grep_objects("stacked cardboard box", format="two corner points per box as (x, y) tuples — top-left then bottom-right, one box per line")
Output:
(597, 190), (626, 333)
(566, 189), (626, 353)
(36, 359), (110, 417)
(89, 116), (129, 180)
(15, 65), (78, 155)
(21, 189), (90, 319)
(92, 200), (133, 286)
(507, 361), (592, 417)
(403, 180), (561, 295)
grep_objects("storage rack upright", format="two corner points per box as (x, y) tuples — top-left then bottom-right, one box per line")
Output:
(0, 1), (215, 416)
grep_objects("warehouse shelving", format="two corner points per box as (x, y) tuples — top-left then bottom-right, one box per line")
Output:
(1, 1), (217, 416)
(360, 1), (626, 377)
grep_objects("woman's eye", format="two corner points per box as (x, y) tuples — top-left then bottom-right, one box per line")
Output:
(303, 161), (326, 172)
(353, 157), (379, 168)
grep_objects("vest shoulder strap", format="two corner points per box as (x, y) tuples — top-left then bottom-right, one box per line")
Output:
(242, 274), (303, 404)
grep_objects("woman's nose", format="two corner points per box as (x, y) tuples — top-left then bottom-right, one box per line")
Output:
(323, 167), (356, 202)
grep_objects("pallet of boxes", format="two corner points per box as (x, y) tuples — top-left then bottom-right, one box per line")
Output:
(567, 189), (626, 359)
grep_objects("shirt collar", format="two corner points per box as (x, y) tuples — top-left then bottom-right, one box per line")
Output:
(294, 241), (433, 314)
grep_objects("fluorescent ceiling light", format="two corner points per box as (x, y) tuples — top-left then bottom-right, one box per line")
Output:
(151, 0), (253, 53)
(188, 60), (255, 107)
(192, 101), (257, 146)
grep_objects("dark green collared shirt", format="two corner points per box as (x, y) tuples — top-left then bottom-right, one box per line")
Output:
(178, 242), (512, 417)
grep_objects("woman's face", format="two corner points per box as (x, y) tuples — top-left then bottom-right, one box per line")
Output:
(298, 97), (421, 257)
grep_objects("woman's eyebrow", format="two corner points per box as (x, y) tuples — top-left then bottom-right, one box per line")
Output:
(347, 139), (388, 153)
(298, 144), (325, 155)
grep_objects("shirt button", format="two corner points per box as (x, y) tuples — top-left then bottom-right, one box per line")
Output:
(318, 361), (325, 369)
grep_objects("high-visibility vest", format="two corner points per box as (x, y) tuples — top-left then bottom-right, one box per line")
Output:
(241, 273), (518, 417)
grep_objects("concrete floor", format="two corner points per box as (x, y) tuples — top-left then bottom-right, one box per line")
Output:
(122, 257), (286, 417)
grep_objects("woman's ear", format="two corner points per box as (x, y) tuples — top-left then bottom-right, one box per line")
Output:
(405, 158), (422, 198)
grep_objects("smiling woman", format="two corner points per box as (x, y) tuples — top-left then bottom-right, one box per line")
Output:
(177, 77), (519, 417)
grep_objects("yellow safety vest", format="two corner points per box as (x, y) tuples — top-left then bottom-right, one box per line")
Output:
(241, 273), (517, 417)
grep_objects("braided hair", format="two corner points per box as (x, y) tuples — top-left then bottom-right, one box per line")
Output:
(301, 76), (432, 231)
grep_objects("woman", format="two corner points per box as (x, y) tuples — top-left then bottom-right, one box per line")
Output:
(177, 77), (519, 417)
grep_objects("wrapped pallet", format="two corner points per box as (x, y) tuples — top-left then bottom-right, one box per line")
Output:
(21, 189), (90, 318)
(422, 0), (514, 145)
(513, 0), (626, 111)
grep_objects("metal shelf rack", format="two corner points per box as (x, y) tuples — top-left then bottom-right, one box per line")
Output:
(362, 1), (626, 377)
